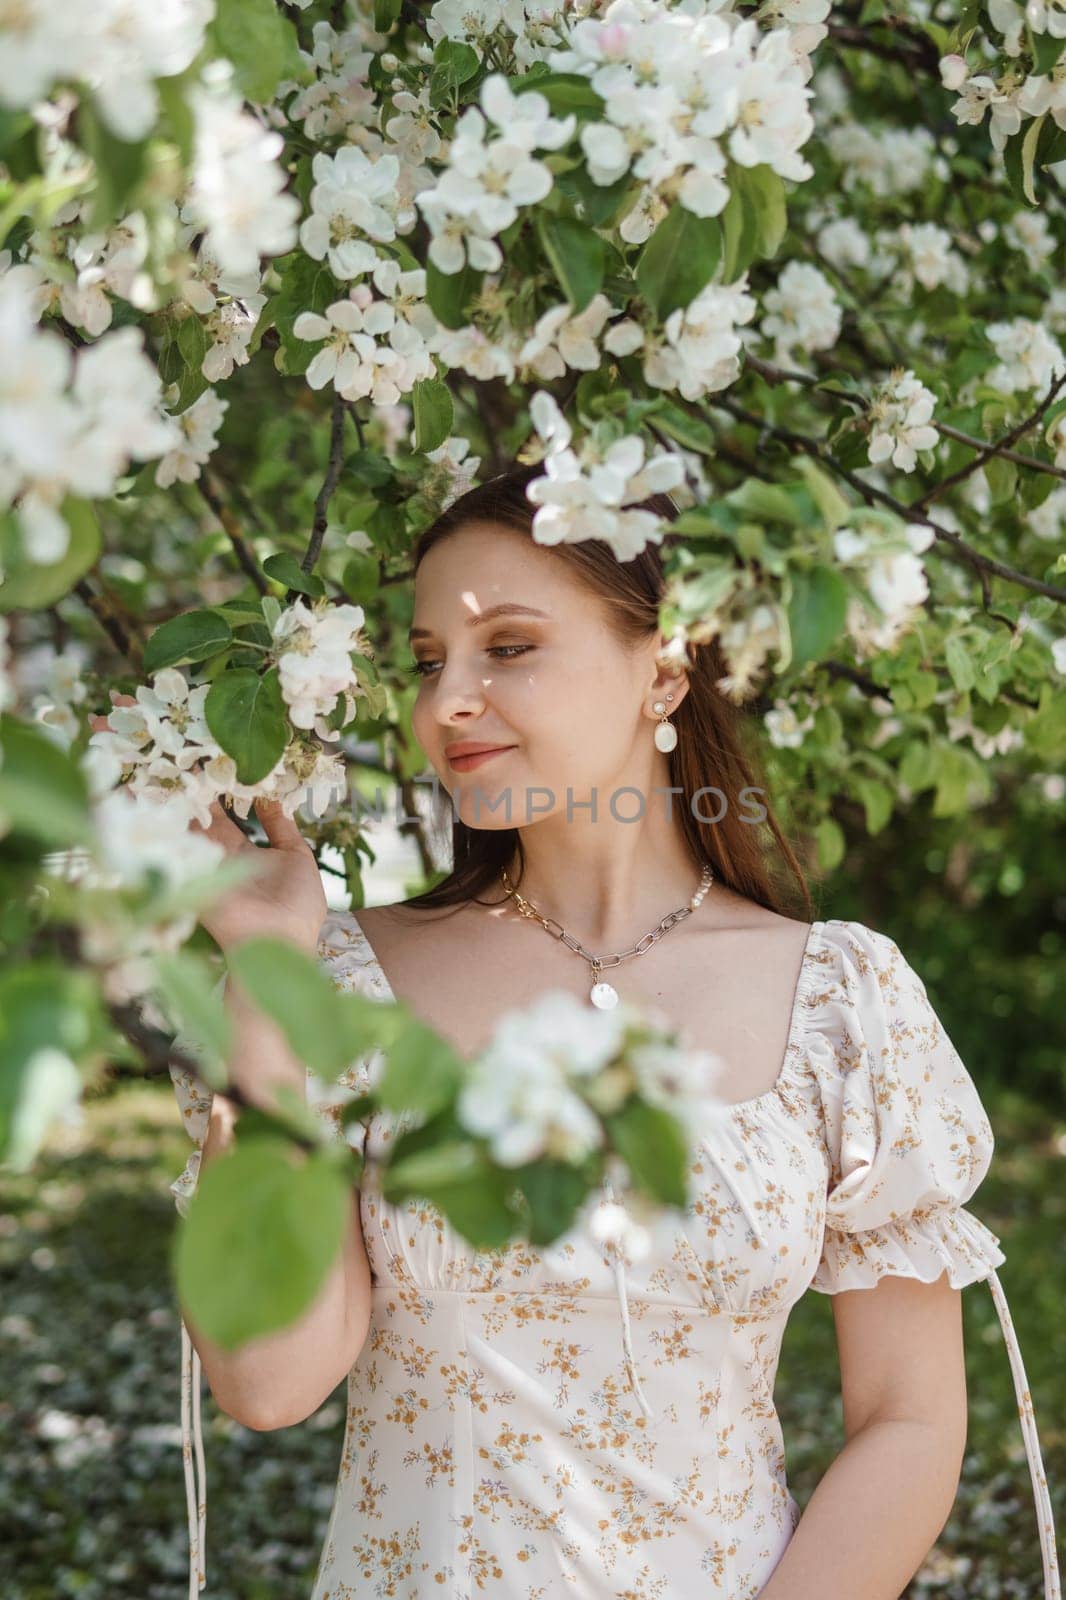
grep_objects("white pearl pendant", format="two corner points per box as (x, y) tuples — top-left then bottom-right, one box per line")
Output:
(590, 981), (619, 1009)
(654, 719), (677, 753)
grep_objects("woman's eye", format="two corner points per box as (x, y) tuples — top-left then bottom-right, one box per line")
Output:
(409, 645), (532, 678)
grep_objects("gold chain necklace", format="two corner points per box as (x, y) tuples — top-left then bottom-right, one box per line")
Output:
(499, 862), (715, 1010)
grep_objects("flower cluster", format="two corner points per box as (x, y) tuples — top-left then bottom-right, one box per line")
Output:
(270, 598), (368, 732)
(549, 3), (820, 243)
(525, 391), (685, 562)
(293, 260), (438, 405)
(0, 267), (180, 563)
(605, 277), (758, 401)
(183, 64), (301, 280)
(866, 369), (939, 475)
(833, 517), (934, 655)
(455, 986), (721, 1170)
(415, 75), (575, 273)
(0, 0), (212, 139)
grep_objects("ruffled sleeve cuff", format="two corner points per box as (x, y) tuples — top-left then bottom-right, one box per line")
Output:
(811, 1199), (1006, 1295)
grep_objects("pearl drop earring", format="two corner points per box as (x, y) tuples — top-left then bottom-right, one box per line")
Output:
(652, 691), (677, 753)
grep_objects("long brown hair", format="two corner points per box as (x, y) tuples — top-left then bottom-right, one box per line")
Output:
(400, 461), (813, 923)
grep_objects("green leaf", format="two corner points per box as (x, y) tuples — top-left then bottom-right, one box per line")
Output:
(0, 965), (104, 1172)
(0, 498), (101, 611)
(429, 40), (480, 109)
(944, 635), (976, 693)
(743, 165), (787, 260)
(636, 204), (722, 320)
(788, 566), (848, 669)
(511, 71), (604, 120)
(376, 1017), (465, 1120)
(412, 376), (454, 454)
(374, 0), (402, 29)
(224, 937), (377, 1077)
(536, 216), (605, 313)
(262, 552), (326, 597)
(851, 774), (894, 835)
(605, 1098), (689, 1209)
(204, 667), (288, 784)
(1021, 110), (1046, 206)
(719, 183), (760, 284)
(143, 609), (233, 675)
(78, 102), (148, 229)
(211, 0), (295, 104)
(174, 1135), (350, 1348)
(814, 816), (846, 873)
(425, 257), (483, 330)
(152, 950), (231, 1084)
(0, 717), (93, 849)
(514, 1161), (589, 1246)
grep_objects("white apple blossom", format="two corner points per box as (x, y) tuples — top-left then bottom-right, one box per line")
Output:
(892, 222), (969, 296)
(525, 391), (685, 562)
(300, 147), (411, 278)
(826, 121), (936, 196)
(415, 73), (573, 274)
(294, 263), (438, 406)
(155, 390), (228, 489)
(422, 435), (482, 509)
(287, 19), (377, 143)
(765, 700), (816, 748)
(636, 277), (758, 401)
(0, 0), (212, 140)
(759, 261), (841, 367)
(184, 66), (300, 280)
(271, 598), (368, 731)
(0, 269), (180, 563)
(817, 216), (873, 271)
(948, 71), (1027, 152)
(866, 369), (939, 474)
(985, 317), (1066, 395)
(1004, 209), (1058, 272)
(518, 295), (612, 380)
(456, 988), (626, 1166)
(834, 521), (932, 654)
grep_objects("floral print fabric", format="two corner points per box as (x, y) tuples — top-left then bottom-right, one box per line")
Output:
(169, 914), (1061, 1600)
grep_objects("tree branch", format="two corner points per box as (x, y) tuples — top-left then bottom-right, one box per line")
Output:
(197, 474), (268, 593)
(712, 395), (1066, 605)
(73, 578), (143, 666)
(301, 391), (351, 578)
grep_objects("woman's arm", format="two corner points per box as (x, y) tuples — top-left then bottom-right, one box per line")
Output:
(758, 1270), (969, 1600)
(180, 975), (374, 1431)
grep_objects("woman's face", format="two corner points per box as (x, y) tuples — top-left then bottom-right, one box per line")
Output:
(408, 519), (684, 831)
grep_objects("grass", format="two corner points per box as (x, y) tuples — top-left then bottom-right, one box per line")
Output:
(0, 1081), (1061, 1599)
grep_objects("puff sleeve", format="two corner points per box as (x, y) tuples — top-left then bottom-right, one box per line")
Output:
(807, 918), (1006, 1294)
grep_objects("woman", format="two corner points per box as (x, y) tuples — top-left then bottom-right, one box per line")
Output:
(170, 464), (1060, 1600)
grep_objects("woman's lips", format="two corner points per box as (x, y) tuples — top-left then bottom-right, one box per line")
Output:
(447, 746), (516, 772)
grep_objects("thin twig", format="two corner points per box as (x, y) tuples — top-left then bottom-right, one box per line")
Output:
(301, 392), (351, 578)
(713, 396), (1066, 605)
(73, 578), (143, 666)
(913, 371), (1066, 510)
(197, 474), (268, 593)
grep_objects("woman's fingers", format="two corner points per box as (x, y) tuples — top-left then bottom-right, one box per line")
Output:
(189, 798), (250, 853)
(253, 798), (308, 852)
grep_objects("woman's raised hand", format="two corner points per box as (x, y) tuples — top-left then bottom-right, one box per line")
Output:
(89, 694), (327, 956)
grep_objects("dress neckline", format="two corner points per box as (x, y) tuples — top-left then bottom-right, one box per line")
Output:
(339, 909), (826, 1118)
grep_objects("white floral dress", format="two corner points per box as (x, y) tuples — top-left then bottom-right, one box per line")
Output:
(169, 914), (1061, 1600)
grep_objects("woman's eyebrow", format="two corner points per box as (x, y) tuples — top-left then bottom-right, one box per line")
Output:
(408, 603), (552, 643)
